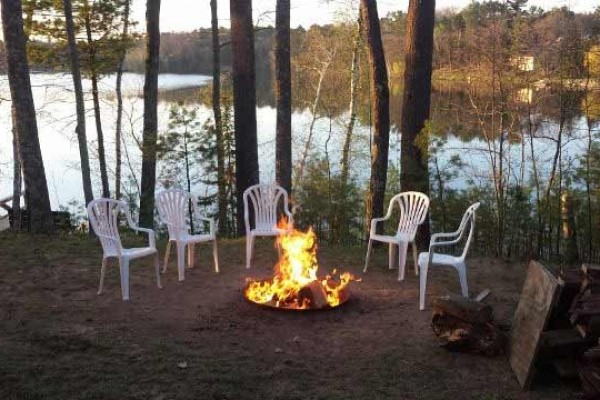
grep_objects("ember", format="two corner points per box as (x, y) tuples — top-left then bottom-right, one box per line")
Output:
(244, 220), (355, 310)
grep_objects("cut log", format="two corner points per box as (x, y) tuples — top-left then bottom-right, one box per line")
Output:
(475, 289), (491, 302)
(431, 313), (505, 356)
(576, 352), (600, 399)
(297, 280), (328, 309)
(541, 329), (588, 357)
(432, 294), (493, 325)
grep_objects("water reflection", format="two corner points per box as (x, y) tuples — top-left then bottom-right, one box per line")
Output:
(0, 72), (596, 215)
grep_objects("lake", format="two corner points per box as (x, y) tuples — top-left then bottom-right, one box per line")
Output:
(0, 72), (595, 217)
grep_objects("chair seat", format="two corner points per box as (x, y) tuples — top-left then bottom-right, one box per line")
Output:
(172, 233), (215, 244)
(370, 232), (412, 244)
(122, 247), (157, 259)
(250, 227), (288, 237)
(418, 251), (462, 267)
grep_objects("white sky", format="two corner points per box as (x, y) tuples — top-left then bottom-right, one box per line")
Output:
(132, 0), (597, 33)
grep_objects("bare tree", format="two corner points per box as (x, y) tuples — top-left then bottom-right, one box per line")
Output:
(400, 0), (435, 244)
(211, 0), (227, 235)
(115, 0), (131, 200)
(275, 0), (292, 195)
(139, 0), (161, 228)
(63, 0), (94, 209)
(83, 0), (110, 198)
(1, 0), (53, 232)
(361, 0), (390, 235)
(230, 0), (259, 236)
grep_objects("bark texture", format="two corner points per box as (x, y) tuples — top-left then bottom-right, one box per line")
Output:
(1, 0), (53, 233)
(115, 0), (131, 201)
(400, 0), (435, 244)
(361, 0), (390, 235)
(230, 0), (259, 236)
(84, 3), (110, 198)
(275, 0), (292, 195)
(139, 0), (161, 228)
(211, 0), (227, 236)
(63, 0), (94, 207)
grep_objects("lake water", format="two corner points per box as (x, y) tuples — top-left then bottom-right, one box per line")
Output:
(0, 72), (595, 217)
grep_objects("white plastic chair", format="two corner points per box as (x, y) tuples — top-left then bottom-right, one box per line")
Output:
(243, 183), (293, 269)
(418, 202), (481, 310)
(364, 191), (430, 281)
(156, 189), (219, 281)
(87, 198), (162, 301)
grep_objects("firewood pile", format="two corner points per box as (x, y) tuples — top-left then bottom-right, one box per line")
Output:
(551, 264), (600, 398)
(431, 293), (506, 356)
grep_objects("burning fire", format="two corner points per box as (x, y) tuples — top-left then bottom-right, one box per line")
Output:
(244, 219), (355, 310)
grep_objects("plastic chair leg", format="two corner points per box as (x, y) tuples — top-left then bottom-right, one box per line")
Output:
(98, 257), (108, 295)
(212, 240), (219, 273)
(363, 239), (373, 273)
(246, 236), (254, 269)
(154, 253), (162, 289)
(457, 263), (469, 298)
(388, 244), (396, 270)
(176, 242), (186, 281)
(419, 263), (428, 310)
(412, 242), (419, 276)
(187, 244), (195, 269)
(398, 241), (408, 281)
(162, 240), (172, 273)
(119, 257), (130, 301)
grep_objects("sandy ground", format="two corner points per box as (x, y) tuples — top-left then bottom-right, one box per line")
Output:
(0, 232), (579, 399)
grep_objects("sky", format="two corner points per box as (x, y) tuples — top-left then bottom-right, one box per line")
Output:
(131, 0), (597, 33)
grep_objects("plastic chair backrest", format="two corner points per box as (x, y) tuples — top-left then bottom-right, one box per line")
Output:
(390, 191), (430, 239)
(243, 183), (289, 231)
(458, 202), (480, 260)
(87, 199), (124, 255)
(156, 189), (194, 239)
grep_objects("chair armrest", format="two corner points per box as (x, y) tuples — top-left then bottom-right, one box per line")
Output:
(131, 226), (156, 249)
(197, 216), (216, 236)
(370, 216), (390, 233)
(430, 231), (462, 247)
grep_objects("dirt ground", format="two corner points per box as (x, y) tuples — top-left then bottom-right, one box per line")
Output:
(0, 232), (579, 400)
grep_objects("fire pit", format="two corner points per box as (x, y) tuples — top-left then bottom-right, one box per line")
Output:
(244, 221), (355, 310)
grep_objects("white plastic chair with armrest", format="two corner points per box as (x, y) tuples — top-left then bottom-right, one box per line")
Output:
(364, 191), (430, 281)
(87, 198), (162, 301)
(418, 202), (480, 310)
(243, 183), (293, 269)
(156, 189), (219, 281)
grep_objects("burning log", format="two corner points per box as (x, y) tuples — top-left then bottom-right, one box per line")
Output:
(298, 280), (329, 309)
(431, 294), (505, 356)
(244, 222), (355, 310)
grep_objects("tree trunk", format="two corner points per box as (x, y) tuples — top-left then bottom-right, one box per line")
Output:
(275, 0), (292, 196)
(341, 17), (362, 187)
(11, 105), (21, 230)
(1, 0), (53, 233)
(400, 0), (435, 245)
(63, 0), (94, 209)
(84, 7), (110, 198)
(361, 0), (390, 235)
(139, 0), (161, 228)
(211, 0), (227, 236)
(115, 0), (131, 201)
(230, 0), (259, 236)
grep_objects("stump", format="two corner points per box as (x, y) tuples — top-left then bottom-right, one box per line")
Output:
(431, 294), (505, 356)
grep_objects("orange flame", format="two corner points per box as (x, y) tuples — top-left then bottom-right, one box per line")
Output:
(244, 219), (355, 309)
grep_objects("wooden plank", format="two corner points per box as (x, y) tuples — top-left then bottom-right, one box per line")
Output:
(475, 289), (492, 302)
(510, 261), (560, 389)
